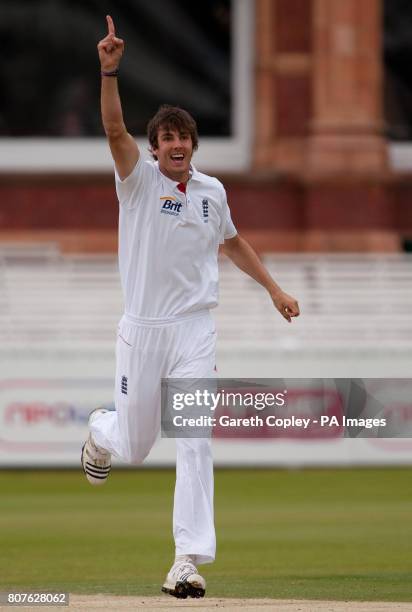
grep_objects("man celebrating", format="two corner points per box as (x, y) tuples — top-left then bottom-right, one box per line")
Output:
(81, 15), (300, 600)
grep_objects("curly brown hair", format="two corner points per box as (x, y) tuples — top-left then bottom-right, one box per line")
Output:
(147, 105), (199, 160)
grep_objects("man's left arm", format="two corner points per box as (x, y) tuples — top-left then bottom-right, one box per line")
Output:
(221, 234), (300, 323)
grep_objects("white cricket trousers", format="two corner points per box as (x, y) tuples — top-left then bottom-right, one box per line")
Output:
(90, 309), (216, 565)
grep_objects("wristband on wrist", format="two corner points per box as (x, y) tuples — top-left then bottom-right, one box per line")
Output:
(101, 68), (119, 77)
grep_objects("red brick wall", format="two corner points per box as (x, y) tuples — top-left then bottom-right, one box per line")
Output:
(1, 174), (411, 237)
(274, 0), (312, 53)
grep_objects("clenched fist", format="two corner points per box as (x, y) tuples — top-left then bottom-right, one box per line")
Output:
(97, 15), (124, 72)
(271, 290), (300, 323)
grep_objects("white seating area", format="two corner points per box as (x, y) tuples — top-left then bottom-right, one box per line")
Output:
(1, 244), (411, 378)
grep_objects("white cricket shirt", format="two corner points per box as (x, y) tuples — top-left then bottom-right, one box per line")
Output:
(115, 157), (237, 319)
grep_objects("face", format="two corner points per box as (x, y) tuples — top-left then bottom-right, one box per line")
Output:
(153, 127), (193, 182)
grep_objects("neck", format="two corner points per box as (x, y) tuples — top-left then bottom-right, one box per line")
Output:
(159, 164), (189, 184)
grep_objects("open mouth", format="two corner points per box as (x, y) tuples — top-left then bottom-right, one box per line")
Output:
(171, 154), (184, 162)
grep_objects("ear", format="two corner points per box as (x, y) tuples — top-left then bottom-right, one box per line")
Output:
(151, 139), (159, 153)
(149, 146), (158, 161)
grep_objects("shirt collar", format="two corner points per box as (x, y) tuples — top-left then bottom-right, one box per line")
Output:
(155, 161), (202, 189)
(189, 164), (203, 182)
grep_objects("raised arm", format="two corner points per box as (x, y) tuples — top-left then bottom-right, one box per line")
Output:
(97, 15), (139, 180)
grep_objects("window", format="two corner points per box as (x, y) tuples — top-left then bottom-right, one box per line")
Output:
(0, 0), (253, 172)
(384, 0), (412, 169)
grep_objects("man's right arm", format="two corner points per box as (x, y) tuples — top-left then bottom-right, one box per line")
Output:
(98, 15), (139, 180)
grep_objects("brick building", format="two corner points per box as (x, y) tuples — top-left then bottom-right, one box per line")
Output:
(0, 0), (411, 253)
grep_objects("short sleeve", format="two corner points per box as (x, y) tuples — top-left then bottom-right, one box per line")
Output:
(218, 185), (237, 244)
(114, 157), (157, 210)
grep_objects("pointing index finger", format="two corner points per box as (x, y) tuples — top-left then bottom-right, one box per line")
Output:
(106, 14), (115, 36)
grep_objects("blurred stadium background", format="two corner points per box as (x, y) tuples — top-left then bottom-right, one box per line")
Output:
(1, 0), (412, 605)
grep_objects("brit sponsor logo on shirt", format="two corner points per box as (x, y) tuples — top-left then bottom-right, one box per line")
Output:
(160, 196), (183, 216)
(202, 198), (209, 223)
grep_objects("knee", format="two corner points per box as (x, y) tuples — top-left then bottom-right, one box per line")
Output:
(115, 414), (157, 464)
(125, 452), (145, 466)
(122, 438), (154, 465)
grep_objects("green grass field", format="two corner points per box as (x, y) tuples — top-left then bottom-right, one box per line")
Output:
(0, 468), (411, 601)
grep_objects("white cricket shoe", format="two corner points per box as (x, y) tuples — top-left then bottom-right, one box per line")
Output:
(162, 557), (206, 599)
(81, 408), (111, 486)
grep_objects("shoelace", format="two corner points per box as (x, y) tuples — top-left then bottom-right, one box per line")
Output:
(88, 437), (110, 463)
(172, 562), (197, 581)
